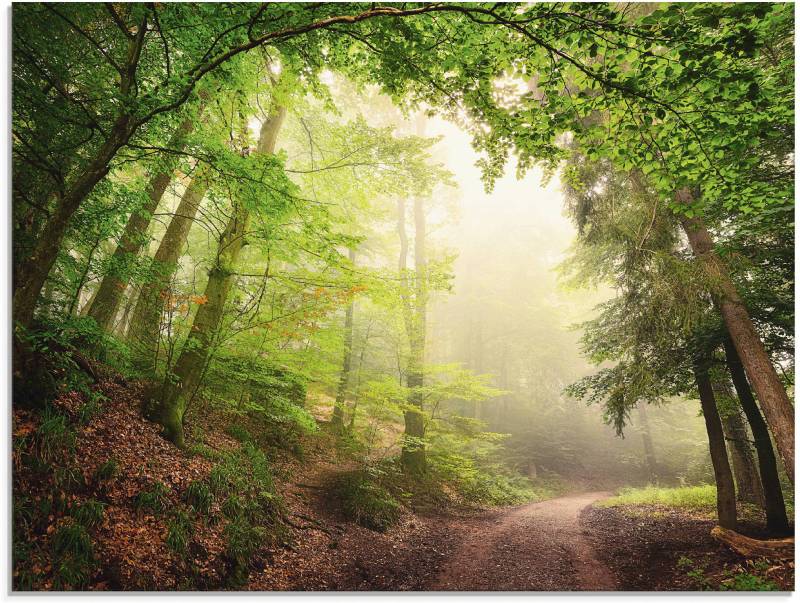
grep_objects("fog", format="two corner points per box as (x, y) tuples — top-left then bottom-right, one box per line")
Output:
(418, 115), (712, 487)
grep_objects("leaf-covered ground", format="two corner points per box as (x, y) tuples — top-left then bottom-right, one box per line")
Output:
(581, 505), (794, 591)
(12, 374), (795, 591)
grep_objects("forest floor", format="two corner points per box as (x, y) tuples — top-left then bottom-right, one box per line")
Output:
(13, 375), (794, 591)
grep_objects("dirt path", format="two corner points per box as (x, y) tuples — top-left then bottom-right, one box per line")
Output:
(428, 491), (617, 591)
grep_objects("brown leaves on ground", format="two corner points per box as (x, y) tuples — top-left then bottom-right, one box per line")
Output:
(581, 505), (794, 591)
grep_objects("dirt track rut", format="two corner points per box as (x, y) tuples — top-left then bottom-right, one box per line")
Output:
(428, 491), (616, 591)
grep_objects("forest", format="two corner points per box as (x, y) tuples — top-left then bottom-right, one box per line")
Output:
(10, 1), (795, 593)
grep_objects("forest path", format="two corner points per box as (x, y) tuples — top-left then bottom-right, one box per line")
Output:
(428, 491), (616, 591)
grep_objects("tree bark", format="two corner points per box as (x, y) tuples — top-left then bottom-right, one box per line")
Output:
(127, 169), (209, 373)
(677, 189), (794, 484)
(331, 248), (357, 432)
(14, 115), (131, 330)
(712, 377), (764, 507)
(13, 22), (150, 331)
(694, 361), (738, 530)
(724, 338), (790, 534)
(86, 117), (197, 332)
(711, 526), (794, 560)
(149, 106), (286, 446)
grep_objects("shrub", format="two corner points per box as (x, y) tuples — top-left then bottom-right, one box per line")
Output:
(224, 518), (266, 587)
(332, 471), (401, 532)
(721, 573), (779, 591)
(134, 482), (170, 515)
(69, 500), (105, 529)
(184, 481), (213, 515)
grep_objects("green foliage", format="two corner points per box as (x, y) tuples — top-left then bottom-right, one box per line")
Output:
(720, 572), (779, 592)
(332, 470), (401, 532)
(226, 425), (252, 444)
(34, 407), (76, 463)
(223, 518), (267, 588)
(166, 511), (193, 557)
(134, 482), (171, 515)
(69, 500), (105, 529)
(601, 485), (716, 510)
(184, 481), (213, 516)
(208, 440), (285, 585)
(51, 522), (94, 589)
(678, 556), (780, 591)
(93, 458), (119, 482)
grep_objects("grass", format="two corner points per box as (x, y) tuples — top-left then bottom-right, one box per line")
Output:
(332, 470), (401, 532)
(184, 480), (213, 515)
(35, 407), (76, 463)
(51, 522), (95, 589)
(134, 482), (171, 515)
(94, 458), (119, 482)
(600, 484), (717, 510)
(166, 510), (192, 557)
(69, 499), (105, 529)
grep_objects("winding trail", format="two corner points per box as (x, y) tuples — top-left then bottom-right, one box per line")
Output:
(428, 491), (617, 591)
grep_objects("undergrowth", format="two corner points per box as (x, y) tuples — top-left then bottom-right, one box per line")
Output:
(331, 468), (401, 532)
(677, 555), (780, 591)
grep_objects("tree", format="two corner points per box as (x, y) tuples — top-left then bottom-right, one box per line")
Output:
(128, 167), (211, 373)
(724, 339), (790, 533)
(148, 104), (289, 446)
(331, 247), (357, 433)
(694, 359), (737, 529)
(85, 112), (200, 332)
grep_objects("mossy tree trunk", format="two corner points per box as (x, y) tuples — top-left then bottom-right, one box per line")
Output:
(149, 106), (286, 447)
(678, 188), (794, 484)
(128, 169), (209, 373)
(86, 117), (196, 332)
(714, 379), (764, 506)
(401, 192), (427, 475)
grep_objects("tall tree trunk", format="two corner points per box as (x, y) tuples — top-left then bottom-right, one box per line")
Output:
(712, 378), (764, 506)
(13, 22), (150, 331)
(128, 169), (210, 373)
(637, 404), (658, 482)
(14, 115), (132, 330)
(331, 248), (356, 432)
(724, 339), (790, 534)
(86, 117), (197, 332)
(148, 106), (286, 447)
(148, 202), (250, 447)
(694, 361), (738, 529)
(401, 189), (428, 475)
(677, 189), (794, 484)
(347, 321), (372, 432)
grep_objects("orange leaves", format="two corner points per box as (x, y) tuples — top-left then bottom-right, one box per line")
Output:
(159, 292), (210, 312)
